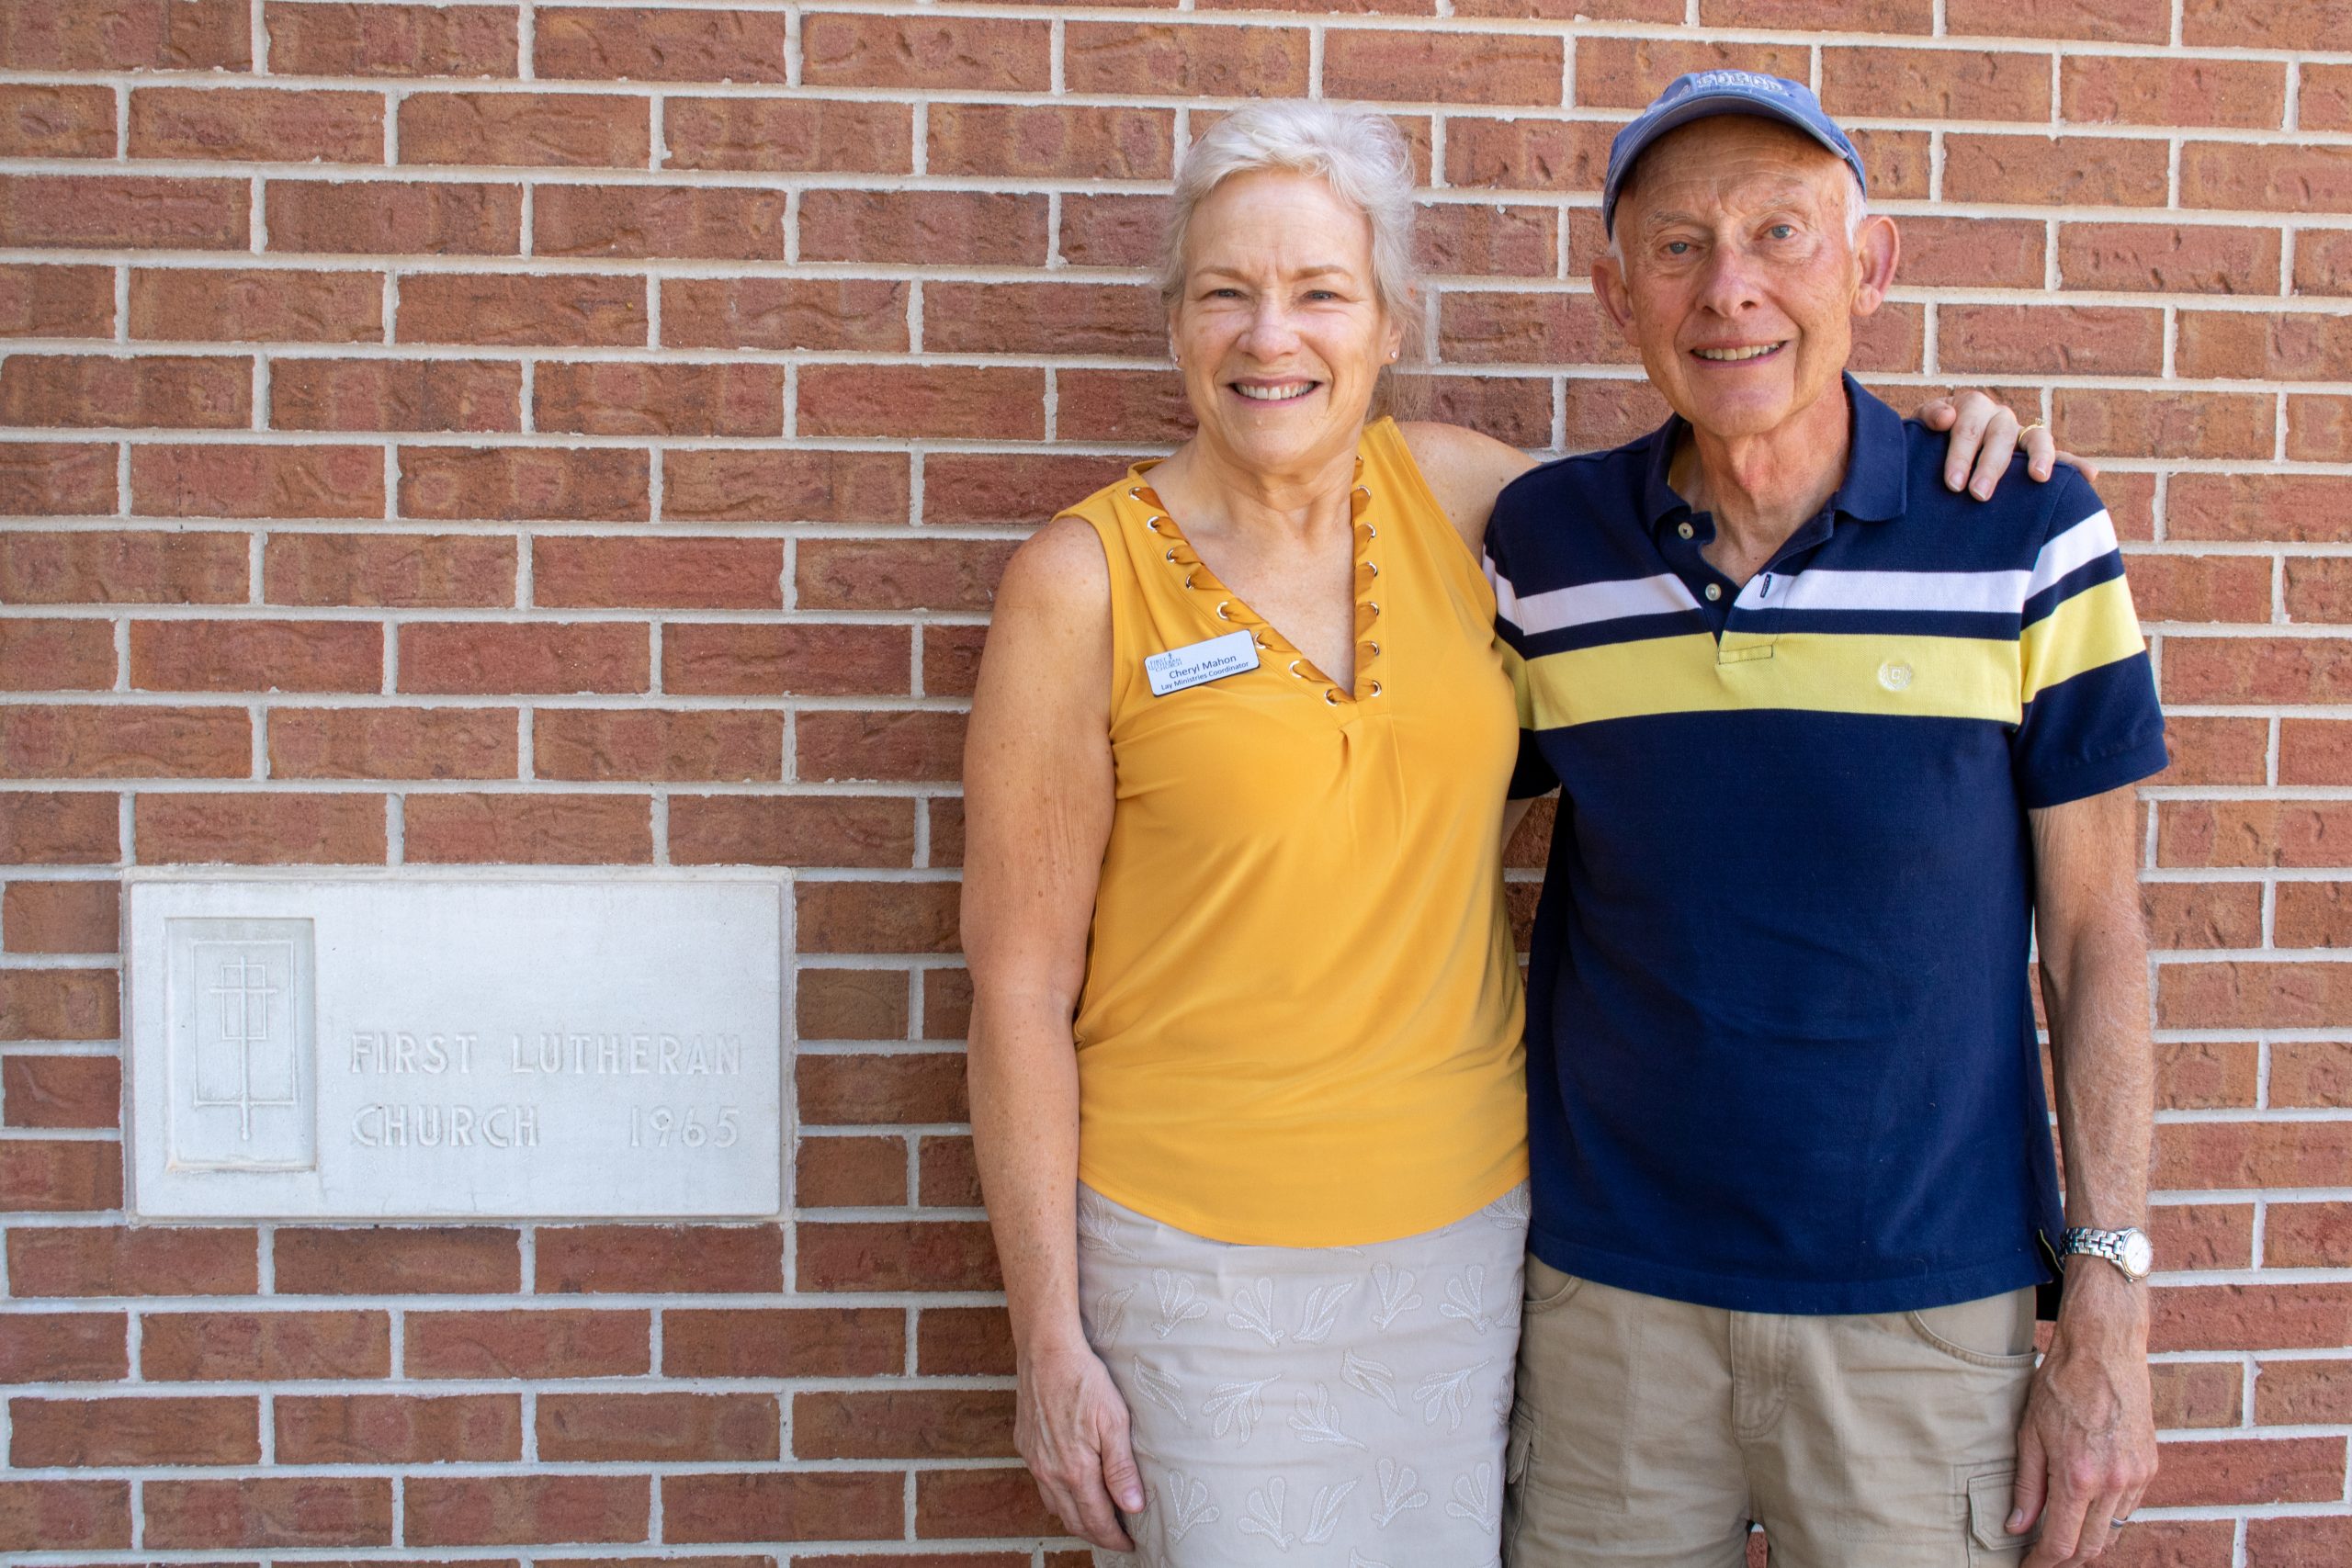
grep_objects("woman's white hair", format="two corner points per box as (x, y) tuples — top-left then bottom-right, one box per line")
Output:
(1159, 99), (1425, 368)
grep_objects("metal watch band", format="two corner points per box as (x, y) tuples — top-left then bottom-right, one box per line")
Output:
(2061, 1225), (2152, 1280)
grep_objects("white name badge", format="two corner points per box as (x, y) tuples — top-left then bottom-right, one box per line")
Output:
(1145, 629), (1261, 696)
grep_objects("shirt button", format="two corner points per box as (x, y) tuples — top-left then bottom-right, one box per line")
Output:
(1704, 583), (1722, 602)
(1677, 522), (1695, 540)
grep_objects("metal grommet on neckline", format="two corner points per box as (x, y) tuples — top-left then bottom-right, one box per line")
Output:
(1164, 547), (1180, 564)
(1216, 602), (1233, 621)
(1182, 573), (1197, 590)
(1128, 487), (1146, 500)
(1366, 640), (1381, 658)
(1324, 688), (1341, 705)
(1289, 660), (1308, 680)
(1145, 516), (1164, 533)
(1367, 680), (1383, 697)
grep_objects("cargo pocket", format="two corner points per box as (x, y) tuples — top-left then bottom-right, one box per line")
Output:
(1523, 1258), (1586, 1315)
(1967, 1469), (2035, 1562)
(1506, 1398), (1537, 1484)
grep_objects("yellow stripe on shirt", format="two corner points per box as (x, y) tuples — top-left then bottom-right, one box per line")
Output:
(2021, 574), (2147, 702)
(1514, 631), (2024, 729)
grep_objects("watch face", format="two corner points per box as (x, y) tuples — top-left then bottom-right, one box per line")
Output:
(2121, 1231), (2154, 1277)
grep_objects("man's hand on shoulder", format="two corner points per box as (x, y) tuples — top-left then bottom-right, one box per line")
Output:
(2009, 1262), (2157, 1568)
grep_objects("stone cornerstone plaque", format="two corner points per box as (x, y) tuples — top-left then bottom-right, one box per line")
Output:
(125, 874), (789, 1221)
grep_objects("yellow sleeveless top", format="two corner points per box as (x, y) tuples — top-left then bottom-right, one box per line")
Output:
(1066, 417), (1528, 1247)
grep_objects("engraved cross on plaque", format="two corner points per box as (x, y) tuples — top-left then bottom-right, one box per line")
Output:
(195, 952), (298, 1140)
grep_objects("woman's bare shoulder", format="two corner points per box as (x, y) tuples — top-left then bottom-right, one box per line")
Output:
(1396, 421), (1541, 547)
(996, 513), (1112, 621)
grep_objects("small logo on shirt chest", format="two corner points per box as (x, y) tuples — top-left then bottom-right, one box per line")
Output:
(1879, 660), (1915, 692)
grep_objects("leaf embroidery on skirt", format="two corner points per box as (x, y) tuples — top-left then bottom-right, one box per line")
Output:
(1341, 1348), (1399, 1414)
(1151, 1269), (1208, 1338)
(1289, 1382), (1366, 1449)
(1202, 1376), (1274, 1443)
(1373, 1457), (1429, 1526)
(1227, 1277), (1287, 1346)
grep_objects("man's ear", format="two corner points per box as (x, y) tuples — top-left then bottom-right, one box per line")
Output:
(1850, 214), (1900, 319)
(1592, 250), (1637, 342)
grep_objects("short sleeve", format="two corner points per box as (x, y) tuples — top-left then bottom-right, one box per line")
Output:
(1483, 500), (1562, 801)
(2013, 469), (2168, 809)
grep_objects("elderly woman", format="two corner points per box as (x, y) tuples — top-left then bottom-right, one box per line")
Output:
(962, 99), (2064, 1565)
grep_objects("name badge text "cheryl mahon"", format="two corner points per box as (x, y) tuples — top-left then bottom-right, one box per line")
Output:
(1146, 629), (1261, 696)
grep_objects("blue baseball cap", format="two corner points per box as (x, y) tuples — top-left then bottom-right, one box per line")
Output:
(1602, 72), (1868, 234)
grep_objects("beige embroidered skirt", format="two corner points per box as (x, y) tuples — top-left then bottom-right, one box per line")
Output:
(1077, 1181), (1530, 1567)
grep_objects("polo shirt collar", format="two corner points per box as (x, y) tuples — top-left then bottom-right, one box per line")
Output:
(1643, 372), (1910, 540)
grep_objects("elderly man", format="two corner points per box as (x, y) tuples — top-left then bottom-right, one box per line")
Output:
(1487, 74), (2164, 1568)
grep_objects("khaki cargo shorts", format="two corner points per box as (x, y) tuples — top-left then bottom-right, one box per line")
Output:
(1505, 1258), (2039, 1568)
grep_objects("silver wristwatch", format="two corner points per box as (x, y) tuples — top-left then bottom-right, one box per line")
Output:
(2060, 1225), (2154, 1282)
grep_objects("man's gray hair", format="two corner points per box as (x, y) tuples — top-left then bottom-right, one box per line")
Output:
(1159, 99), (1425, 366)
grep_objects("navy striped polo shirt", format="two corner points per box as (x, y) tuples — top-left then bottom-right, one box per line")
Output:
(1487, 377), (2166, 1314)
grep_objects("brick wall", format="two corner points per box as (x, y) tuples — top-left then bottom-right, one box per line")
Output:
(0, 0), (2344, 1562)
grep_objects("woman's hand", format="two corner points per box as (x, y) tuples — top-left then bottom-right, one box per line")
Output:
(1016, 1338), (1146, 1551)
(1919, 390), (2101, 497)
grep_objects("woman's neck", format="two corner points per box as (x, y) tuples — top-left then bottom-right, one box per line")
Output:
(1147, 424), (1366, 546)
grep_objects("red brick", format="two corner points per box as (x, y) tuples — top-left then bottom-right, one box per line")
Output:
(130, 88), (383, 164)
(2058, 224), (2280, 295)
(2170, 475), (2349, 542)
(2162, 963), (2352, 1032)
(1938, 305), (2164, 378)
(2061, 56), (2288, 130)
(1445, 117), (1617, 191)
(1822, 47), (2050, 121)
(798, 365), (1042, 442)
(2149, 1359), (2244, 1429)
(535, 7), (787, 83)
(798, 189), (1046, 266)
(1943, 134), (2168, 208)
(131, 443), (386, 520)
(925, 282), (1161, 359)
(277, 1228), (519, 1294)
(797, 970), (910, 1042)
(1892, 217), (2046, 288)
(2159, 1041), (2261, 1111)
(924, 626), (987, 698)
(662, 1472), (900, 1544)
(0, 353), (248, 430)
(662, 448), (907, 525)
(271, 358), (522, 434)
(0, 1139), (119, 1210)
(0, 264), (112, 338)
(0, 85), (115, 158)
(2054, 389), (2272, 461)
(0, 443), (114, 515)
(800, 1052), (967, 1126)
(0, 882), (116, 954)
(2247, 1517), (2352, 1568)
(663, 1306), (903, 1378)
(397, 622), (648, 695)
(1948, 0), (2165, 39)
(2164, 638), (2352, 704)
(2143, 882), (2261, 951)
(535, 184), (785, 261)
(2188, 142), (2352, 212)
(5, 1225), (255, 1297)
(799, 881), (960, 954)
(144, 1477), (393, 1550)
(798, 538), (1016, 613)
(406, 1308), (649, 1378)
(2186, 0), (2352, 48)
(535, 361), (782, 436)
(1066, 23), (1308, 96)
(130, 620), (379, 694)
(2264, 1201), (2352, 1269)
(1430, 376), (1554, 448)
(270, 708), (517, 782)
(662, 97), (910, 174)
(1325, 32), (1561, 106)
(0, 705), (248, 780)
(930, 105), (1171, 181)
(2150, 1202), (2254, 1270)
(2156, 1283), (2352, 1353)
(1573, 37), (1808, 108)
(799, 1133), (908, 1207)
(3, 0), (250, 70)
(538, 536), (783, 611)
(277, 1393), (519, 1464)
(538, 1393), (777, 1461)
(921, 1134), (981, 1206)
(2289, 395), (2352, 464)
(533, 709), (781, 783)
(2278, 882), (2352, 948)
(2288, 558), (2352, 623)
(2125, 555), (2270, 624)
(537, 1224), (782, 1293)
(2254, 1359), (2352, 1426)
(1059, 194), (1159, 267)
(399, 445), (647, 522)
(265, 532), (514, 609)
(397, 273), (644, 346)
(1415, 202), (1560, 278)
(0, 620), (113, 692)
(667, 795), (916, 869)
(916, 1467), (1058, 1539)
(919, 1306), (1012, 1376)
(399, 92), (648, 168)
(267, 180), (520, 254)
(663, 623), (910, 697)
(2141, 1436), (2346, 1508)
(264, 4), (517, 77)
(404, 793), (651, 865)
(0, 1478), (130, 1552)
(798, 710), (965, 784)
(0, 793), (118, 864)
(0, 971), (109, 1044)
(130, 267), (382, 344)
(135, 792), (386, 863)
(2, 1055), (119, 1126)
(2159, 801), (2352, 868)
(2306, 63), (2352, 133)
(797, 1221), (999, 1292)
(0, 1313), (126, 1382)
(2180, 310), (2352, 381)
(0, 175), (246, 251)
(11, 1395), (255, 1466)
(1442, 291), (1627, 367)
(141, 1310), (390, 1380)
(921, 455), (1122, 526)
(802, 14), (1047, 92)
(1698, 0), (1929, 23)
(796, 1390), (1013, 1461)
(2296, 230), (2352, 296)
